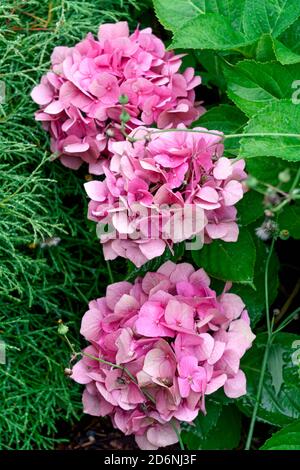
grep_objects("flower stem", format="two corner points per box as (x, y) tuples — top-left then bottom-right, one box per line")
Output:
(106, 260), (114, 284)
(244, 339), (272, 450)
(265, 237), (276, 337)
(128, 127), (300, 143)
(245, 237), (276, 449)
(171, 420), (185, 450)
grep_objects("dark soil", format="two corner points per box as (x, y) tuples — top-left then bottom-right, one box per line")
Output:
(57, 416), (138, 450)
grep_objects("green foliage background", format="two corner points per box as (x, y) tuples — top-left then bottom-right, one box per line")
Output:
(1, 0), (300, 451)
(0, 0), (148, 450)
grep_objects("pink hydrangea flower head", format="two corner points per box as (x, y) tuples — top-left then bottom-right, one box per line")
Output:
(85, 126), (247, 266)
(31, 22), (203, 174)
(72, 261), (255, 449)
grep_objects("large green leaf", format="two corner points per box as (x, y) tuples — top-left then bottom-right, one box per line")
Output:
(153, 0), (204, 31)
(153, 0), (245, 32)
(273, 39), (300, 65)
(183, 404), (241, 450)
(193, 104), (247, 153)
(278, 204), (300, 239)
(232, 235), (279, 326)
(182, 399), (223, 440)
(238, 333), (300, 426)
(157, 0), (300, 52)
(242, 0), (300, 40)
(236, 191), (264, 226)
(240, 101), (300, 162)
(261, 419), (300, 449)
(268, 344), (284, 395)
(194, 50), (227, 91)
(237, 157), (299, 227)
(171, 13), (250, 51)
(192, 227), (256, 284)
(224, 61), (300, 117)
(273, 18), (300, 64)
(245, 156), (299, 189)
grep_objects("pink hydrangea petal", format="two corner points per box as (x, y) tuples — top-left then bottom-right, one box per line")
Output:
(31, 84), (53, 105)
(213, 157), (233, 180)
(84, 180), (107, 202)
(205, 373), (227, 394)
(146, 423), (179, 448)
(98, 21), (129, 40)
(224, 370), (247, 398)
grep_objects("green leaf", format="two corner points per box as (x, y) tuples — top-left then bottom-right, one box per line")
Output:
(242, 0), (300, 40)
(193, 104), (247, 153)
(171, 13), (250, 51)
(246, 156), (299, 190)
(273, 38), (300, 65)
(236, 190), (264, 226)
(192, 227), (256, 284)
(153, 0), (204, 30)
(261, 419), (300, 449)
(194, 50), (227, 91)
(153, 0), (245, 32)
(238, 333), (300, 426)
(274, 18), (300, 64)
(278, 204), (300, 239)
(240, 101), (300, 162)
(232, 235), (279, 326)
(268, 344), (284, 395)
(224, 61), (300, 117)
(254, 34), (276, 62)
(182, 399), (223, 440)
(183, 405), (241, 450)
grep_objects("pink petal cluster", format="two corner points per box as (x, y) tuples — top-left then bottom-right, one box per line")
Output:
(85, 127), (247, 266)
(72, 261), (255, 449)
(31, 21), (203, 174)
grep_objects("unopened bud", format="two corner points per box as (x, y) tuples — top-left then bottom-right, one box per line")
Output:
(119, 110), (130, 123)
(279, 229), (289, 240)
(246, 176), (258, 188)
(106, 128), (115, 138)
(118, 94), (129, 105)
(278, 169), (291, 183)
(64, 368), (73, 376)
(264, 209), (274, 217)
(58, 323), (69, 335)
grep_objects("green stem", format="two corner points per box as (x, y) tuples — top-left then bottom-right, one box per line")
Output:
(245, 237), (276, 450)
(81, 351), (156, 404)
(171, 420), (185, 450)
(245, 339), (272, 450)
(106, 260), (114, 284)
(129, 127), (300, 143)
(290, 167), (300, 192)
(265, 238), (275, 337)
(273, 307), (300, 335)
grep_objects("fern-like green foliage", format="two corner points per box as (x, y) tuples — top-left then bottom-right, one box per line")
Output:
(0, 0), (148, 450)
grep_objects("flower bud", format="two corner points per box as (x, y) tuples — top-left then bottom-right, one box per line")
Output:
(278, 169), (291, 183)
(279, 229), (289, 240)
(58, 322), (69, 335)
(106, 128), (115, 138)
(118, 94), (129, 105)
(119, 110), (131, 123)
